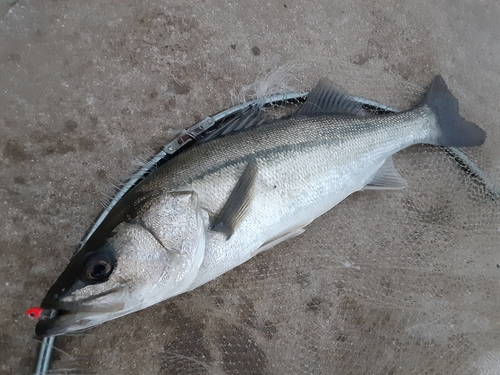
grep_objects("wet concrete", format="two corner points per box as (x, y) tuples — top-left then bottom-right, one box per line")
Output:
(1, 1), (499, 374)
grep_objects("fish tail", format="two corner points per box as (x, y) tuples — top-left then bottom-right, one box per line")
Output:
(422, 76), (486, 147)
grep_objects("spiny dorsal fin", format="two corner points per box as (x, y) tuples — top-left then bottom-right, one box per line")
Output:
(200, 105), (269, 143)
(364, 157), (408, 190)
(212, 161), (258, 239)
(295, 78), (366, 117)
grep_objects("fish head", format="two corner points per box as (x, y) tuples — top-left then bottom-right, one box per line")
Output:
(36, 191), (206, 336)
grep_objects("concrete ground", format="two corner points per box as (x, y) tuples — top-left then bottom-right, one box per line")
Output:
(1, 1), (499, 374)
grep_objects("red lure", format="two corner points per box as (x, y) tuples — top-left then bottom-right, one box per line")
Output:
(26, 307), (43, 319)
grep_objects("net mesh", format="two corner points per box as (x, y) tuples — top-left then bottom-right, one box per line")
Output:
(45, 68), (500, 375)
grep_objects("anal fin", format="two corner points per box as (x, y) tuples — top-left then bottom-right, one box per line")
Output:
(364, 157), (408, 190)
(212, 161), (258, 239)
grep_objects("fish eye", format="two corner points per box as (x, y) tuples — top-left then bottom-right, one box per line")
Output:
(82, 250), (115, 283)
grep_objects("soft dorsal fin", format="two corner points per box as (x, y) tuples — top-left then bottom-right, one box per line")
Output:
(295, 78), (366, 117)
(212, 161), (258, 239)
(364, 157), (408, 190)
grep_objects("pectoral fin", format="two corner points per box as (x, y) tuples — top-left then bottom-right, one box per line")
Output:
(364, 157), (408, 190)
(212, 161), (258, 239)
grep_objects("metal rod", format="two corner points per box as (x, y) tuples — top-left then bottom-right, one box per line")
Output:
(80, 91), (308, 246)
(35, 336), (55, 375)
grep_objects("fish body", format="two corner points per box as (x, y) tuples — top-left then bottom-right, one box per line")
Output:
(160, 106), (435, 289)
(35, 76), (485, 336)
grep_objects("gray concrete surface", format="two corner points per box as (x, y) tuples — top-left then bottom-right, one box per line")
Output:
(1, 1), (499, 374)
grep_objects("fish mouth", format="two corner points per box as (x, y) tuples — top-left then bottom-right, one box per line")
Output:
(36, 284), (128, 336)
(35, 308), (75, 336)
(35, 302), (126, 336)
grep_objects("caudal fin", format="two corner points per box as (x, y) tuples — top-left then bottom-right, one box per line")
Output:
(422, 76), (486, 147)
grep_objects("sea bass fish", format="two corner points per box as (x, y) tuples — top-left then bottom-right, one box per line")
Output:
(35, 76), (485, 336)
